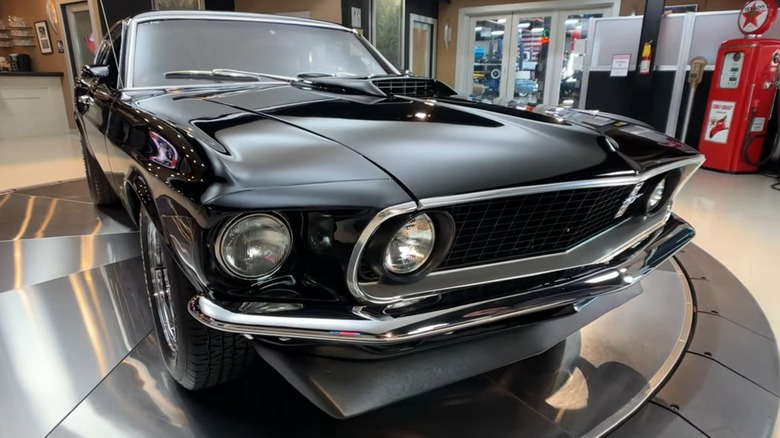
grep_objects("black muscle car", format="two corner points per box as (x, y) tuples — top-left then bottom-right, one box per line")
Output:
(75, 11), (703, 418)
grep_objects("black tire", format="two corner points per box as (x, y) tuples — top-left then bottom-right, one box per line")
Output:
(139, 209), (254, 389)
(80, 135), (119, 206)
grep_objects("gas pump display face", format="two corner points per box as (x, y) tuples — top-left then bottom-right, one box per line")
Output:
(719, 52), (744, 88)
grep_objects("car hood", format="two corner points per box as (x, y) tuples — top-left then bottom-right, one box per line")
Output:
(200, 85), (632, 200)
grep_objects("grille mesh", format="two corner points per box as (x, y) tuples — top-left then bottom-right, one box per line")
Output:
(372, 78), (436, 97)
(436, 185), (634, 270)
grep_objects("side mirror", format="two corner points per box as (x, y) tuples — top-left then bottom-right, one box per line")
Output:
(81, 64), (110, 79)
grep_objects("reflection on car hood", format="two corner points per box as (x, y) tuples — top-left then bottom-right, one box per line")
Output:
(202, 85), (625, 200)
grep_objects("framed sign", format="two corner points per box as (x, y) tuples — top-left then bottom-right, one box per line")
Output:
(153, 0), (204, 10)
(34, 21), (53, 54)
(610, 54), (631, 77)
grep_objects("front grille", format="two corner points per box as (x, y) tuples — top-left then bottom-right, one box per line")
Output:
(437, 185), (634, 270)
(373, 78), (436, 97)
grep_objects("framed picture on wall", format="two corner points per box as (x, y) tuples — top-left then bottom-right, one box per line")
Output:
(153, 0), (205, 10)
(34, 21), (53, 54)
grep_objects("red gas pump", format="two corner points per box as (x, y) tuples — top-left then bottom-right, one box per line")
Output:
(699, 0), (780, 173)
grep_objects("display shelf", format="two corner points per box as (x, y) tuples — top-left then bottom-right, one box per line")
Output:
(9, 29), (34, 37)
(11, 39), (35, 47)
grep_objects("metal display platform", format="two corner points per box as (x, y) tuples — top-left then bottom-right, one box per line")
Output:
(0, 179), (777, 438)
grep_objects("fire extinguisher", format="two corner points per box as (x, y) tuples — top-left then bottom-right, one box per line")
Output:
(639, 41), (653, 75)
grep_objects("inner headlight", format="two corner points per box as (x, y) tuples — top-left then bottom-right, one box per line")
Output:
(646, 179), (666, 212)
(383, 214), (436, 275)
(217, 214), (292, 279)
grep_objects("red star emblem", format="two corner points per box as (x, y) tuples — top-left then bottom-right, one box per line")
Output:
(742, 5), (764, 27)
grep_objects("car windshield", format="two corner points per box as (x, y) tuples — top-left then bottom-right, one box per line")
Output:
(131, 19), (395, 88)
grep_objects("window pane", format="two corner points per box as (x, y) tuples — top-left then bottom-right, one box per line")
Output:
(374, 0), (403, 68)
(132, 20), (391, 87)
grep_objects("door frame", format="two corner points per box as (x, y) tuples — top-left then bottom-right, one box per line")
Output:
(57, 0), (101, 116)
(408, 13), (437, 77)
(61, 1), (91, 81)
(455, 0), (620, 105)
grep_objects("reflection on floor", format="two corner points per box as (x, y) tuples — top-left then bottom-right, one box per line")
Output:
(0, 181), (147, 437)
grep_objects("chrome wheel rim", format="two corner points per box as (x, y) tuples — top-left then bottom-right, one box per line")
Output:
(146, 223), (177, 355)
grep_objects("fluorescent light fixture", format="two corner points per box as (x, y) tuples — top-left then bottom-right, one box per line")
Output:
(565, 19), (579, 25)
(491, 30), (505, 36)
(497, 18), (506, 24)
(518, 22), (531, 29)
(531, 27), (544, 33)
(475, 26), (482, 31)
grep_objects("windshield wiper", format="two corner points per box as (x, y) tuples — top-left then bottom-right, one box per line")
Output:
(164, 69), (299, 83)
(297, 72), (362, 79)
(163, 68), (387, 97)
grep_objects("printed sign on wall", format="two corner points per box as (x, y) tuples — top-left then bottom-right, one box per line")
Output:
(705, 100), (736, 144)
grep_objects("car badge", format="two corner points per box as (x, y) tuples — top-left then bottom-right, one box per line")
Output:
(615, 182), (644, 218)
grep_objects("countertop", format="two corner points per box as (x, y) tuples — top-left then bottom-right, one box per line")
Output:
(0, 71), (64, 77)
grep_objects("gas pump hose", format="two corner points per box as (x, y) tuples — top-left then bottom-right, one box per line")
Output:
(741, 95), (780, 167)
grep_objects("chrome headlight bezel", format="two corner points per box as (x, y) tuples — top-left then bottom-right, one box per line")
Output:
(383, 213), (437, 275)
(363, 211), (456, 284)
(214, 213), (293, 280)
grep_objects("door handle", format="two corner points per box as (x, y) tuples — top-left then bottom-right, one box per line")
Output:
(78, 95), (93, 106)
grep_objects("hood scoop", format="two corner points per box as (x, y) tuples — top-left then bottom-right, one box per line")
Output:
(372, 78), (457, 98)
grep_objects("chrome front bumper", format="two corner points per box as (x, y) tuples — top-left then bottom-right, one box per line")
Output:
(188, 215), (694, 345)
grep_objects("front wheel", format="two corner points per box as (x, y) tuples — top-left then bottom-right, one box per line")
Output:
(139, 209), (254, 389)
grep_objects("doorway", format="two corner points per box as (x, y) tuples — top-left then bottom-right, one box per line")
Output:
(61, 1), (97, 82)
(408, 14), (437, 77)
(456, 1), (617, 106)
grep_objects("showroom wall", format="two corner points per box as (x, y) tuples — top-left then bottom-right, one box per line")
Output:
(234, 0), (341, 23)
(0, 0), (77, 128)
(434, 0), (750, 86)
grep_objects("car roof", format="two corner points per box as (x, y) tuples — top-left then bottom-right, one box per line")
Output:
(129, 10), (350, 32)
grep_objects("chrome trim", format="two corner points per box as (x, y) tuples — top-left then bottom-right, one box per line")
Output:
(419, 156), (703, 209)
(189, 216), (695, 345)
(190, 295), (582, 345)
(360, 211), (665, 301)
(346, 156), (704, 304)
(214, 213), (293, 281)
(586, 257), (694, 438)
(345, 202), (418, 301)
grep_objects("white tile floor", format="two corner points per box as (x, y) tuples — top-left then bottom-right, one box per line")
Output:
(0, 133), (84, 192)
(1, 133), (778, 433)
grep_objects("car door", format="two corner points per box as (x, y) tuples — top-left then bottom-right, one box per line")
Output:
(74, 26), (122, 179)
(99, 25), (132, 194)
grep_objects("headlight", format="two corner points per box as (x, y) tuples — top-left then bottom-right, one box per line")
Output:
(646, 179), (666, 212)
(217, 214), (292, 279)
(383, 214), (436, 275)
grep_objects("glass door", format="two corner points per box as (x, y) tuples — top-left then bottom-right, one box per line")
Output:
(510, 15), (553, 106)
(408, 14), (437, 77)
(62, 1), (96, 81)
(467, 14), (553, 105)
(468, 16), (510, 103)
(557, 13), (604, 108)
(460, 8), (612, 107)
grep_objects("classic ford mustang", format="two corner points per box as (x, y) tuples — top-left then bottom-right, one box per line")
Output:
(75, 11), (703, 418)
